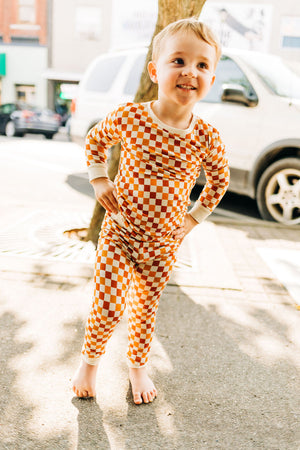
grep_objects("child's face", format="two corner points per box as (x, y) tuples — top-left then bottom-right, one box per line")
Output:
(148, 31), (216, 110)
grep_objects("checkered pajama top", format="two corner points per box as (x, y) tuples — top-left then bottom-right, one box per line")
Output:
(85, 102), (230, 239)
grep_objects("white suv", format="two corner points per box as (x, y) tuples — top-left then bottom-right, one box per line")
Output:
(70, 48), (300, 225)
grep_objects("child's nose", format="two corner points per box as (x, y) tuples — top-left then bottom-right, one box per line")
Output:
(181, 66), (196, 77)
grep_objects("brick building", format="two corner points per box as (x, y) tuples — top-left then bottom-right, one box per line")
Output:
(0, 0), (48, 105)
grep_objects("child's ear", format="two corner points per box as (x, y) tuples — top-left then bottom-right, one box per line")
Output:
(148, 61), (158, 83)
(210, 73), (216, 87)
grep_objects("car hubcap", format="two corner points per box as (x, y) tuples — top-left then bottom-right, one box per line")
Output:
(266, 168), (300, 224)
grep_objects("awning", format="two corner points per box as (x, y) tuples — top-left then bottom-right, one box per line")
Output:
(43, 69), (83, 82)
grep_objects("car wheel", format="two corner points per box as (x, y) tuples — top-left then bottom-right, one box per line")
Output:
(5, 120), (17, 137)
(256, 157), (300, 225)
(44, 133), (54, 139)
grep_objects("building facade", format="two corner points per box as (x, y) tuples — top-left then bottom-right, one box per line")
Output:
(0, 0), (299, 110)
(47, 0), (300, 112)
(45, 0), (113, 111)
(200, 0), (300, 73)
(0, 0), (48, 106)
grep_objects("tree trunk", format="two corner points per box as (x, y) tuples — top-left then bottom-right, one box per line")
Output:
(85, 0), (207, 246)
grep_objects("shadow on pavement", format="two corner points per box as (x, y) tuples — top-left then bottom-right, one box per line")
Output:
(72, 397), (110, 449)
(61, 284), (299, 449)
(29, 263), (79, 291)
(152, 286), (299, 449)
(191, 183), (261, 220)
(0, 310), (71, 448)
(1, 269), (298, 448)
(56, 318), (85, 366)
(66, 172), (94, 199)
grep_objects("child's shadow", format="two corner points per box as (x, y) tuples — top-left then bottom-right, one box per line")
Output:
(72, 397), (110, 449)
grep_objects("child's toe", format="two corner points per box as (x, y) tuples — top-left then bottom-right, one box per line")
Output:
(149, 391), (156, 402)
(142, 392), (150, 403)
(133, 392), (143, 404)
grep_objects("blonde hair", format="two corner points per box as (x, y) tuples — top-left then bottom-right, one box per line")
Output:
(152, 18), (221, 68)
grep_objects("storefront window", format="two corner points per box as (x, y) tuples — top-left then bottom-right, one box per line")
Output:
(18, 0), (36, 24)
(15, 84), (36, 104)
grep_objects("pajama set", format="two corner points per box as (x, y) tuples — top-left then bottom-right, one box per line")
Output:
(82, 102), (230, 368)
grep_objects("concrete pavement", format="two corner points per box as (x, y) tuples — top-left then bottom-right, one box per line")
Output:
(0, 138), (299, 449)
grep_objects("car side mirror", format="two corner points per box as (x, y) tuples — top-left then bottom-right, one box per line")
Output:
(221, 83), (258, 107)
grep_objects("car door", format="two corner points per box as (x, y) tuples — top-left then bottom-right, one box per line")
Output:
(193, 56), (262, 192)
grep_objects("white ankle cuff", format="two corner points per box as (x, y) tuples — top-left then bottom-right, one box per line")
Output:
(127, 360), (148, 369)
(82, 354), (100, 366)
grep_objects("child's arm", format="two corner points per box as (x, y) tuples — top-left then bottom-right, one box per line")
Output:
(85, 108), (123, 211)
(174, 128), (230, 241)
(85, 108), (122, 183)
(189, 127), (230, 224)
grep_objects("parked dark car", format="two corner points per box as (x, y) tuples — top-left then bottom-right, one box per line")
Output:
(0, 102), (61, 139)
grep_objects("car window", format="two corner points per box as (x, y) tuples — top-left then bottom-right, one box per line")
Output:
(85, 55), (127, 93)
(124, 53), (146, 96)
(242, 53), (300, 99)
(202, 56), (256, 103)
(0, 104), (16, 114)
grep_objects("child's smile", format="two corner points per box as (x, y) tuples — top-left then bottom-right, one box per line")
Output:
(148, 30), (216, 118)
(176, 83), (197, 91)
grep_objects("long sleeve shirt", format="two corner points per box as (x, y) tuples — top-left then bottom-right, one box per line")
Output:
(85, 102), (230, 239)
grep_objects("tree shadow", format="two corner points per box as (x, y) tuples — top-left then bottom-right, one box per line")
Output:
(152, 286), (300, 449)
(53, 283), (299, 448)
(0, 310), (72, 448)
(28, 262), (92, 291)
(56, 318), (85, 365)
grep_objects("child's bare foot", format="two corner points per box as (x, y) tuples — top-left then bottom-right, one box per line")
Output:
(72, 360), (98, 398)
(129, 367), (157, 404)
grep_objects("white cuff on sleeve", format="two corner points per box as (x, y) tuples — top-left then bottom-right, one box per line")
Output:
(189, 203), (212, 223)
(88, 164), (108, 182)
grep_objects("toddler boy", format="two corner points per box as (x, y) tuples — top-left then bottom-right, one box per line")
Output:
(72, 18), (229, 404)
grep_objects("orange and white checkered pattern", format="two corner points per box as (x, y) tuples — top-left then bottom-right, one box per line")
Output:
(86, 102), (230, 229)
(82, 102), (229, 367)
(82, 216), (179, 367)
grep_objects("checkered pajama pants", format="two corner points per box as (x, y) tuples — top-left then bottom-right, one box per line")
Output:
(81, 220), (178, 368)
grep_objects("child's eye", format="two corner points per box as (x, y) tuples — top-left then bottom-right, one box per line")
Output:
(173, 58), (184, 65)
(198, 62), (209, 69)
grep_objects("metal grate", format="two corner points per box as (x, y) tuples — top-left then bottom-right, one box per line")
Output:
(0, 209), (195, 270)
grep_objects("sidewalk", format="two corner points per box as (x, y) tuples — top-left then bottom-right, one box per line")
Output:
(0, 138), (299, 449)
(0, 206), (299, 449)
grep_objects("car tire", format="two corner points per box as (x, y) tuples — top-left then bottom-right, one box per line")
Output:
(44, 133), (54, 139)
(256, 157), (300, 225)
(5, 120), (17, 137)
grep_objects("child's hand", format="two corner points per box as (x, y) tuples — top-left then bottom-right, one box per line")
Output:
(172, 213), (198, 242)
(91, 177), (119, 214)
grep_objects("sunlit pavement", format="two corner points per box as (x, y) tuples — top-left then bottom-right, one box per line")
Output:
(0, 136), (299, 449)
